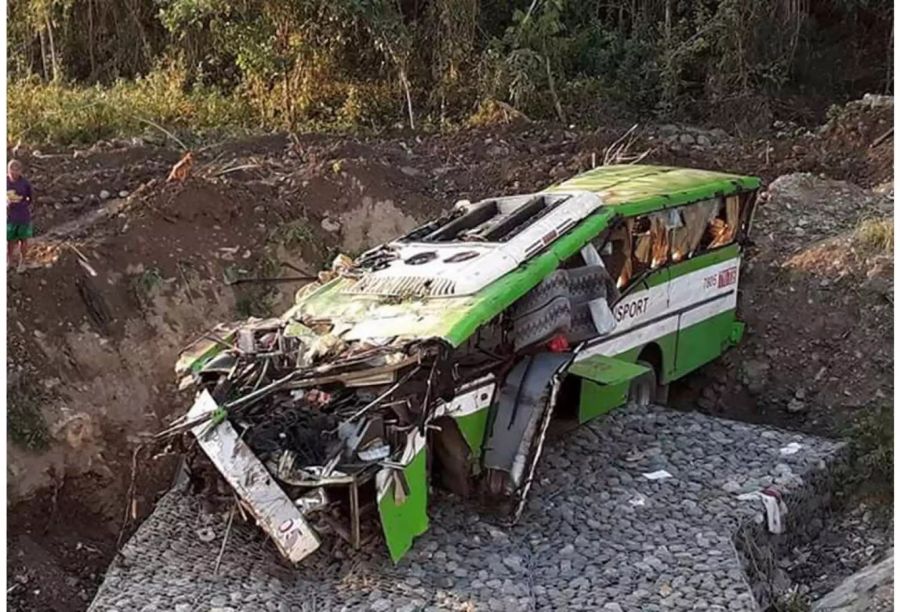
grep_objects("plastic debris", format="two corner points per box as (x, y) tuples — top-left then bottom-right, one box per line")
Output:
(642, 470), (673, 480)
(779, 442), (803, 456)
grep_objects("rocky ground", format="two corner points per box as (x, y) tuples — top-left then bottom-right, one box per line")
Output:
(89, 405), (844, 612)
(6, 95), (893, 611)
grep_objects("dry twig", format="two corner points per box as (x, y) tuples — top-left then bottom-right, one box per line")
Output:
(214, 504), (237, 575)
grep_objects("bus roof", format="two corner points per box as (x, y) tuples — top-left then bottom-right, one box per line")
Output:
(545, 164), (760, 214)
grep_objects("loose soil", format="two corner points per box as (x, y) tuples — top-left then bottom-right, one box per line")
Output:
(6, 96), (893, 611)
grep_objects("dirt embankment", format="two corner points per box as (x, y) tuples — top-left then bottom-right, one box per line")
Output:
(6, 135), (447, 611)
(7, 96), (893, 611)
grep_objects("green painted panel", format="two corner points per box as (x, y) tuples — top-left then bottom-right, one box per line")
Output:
(607, 331), (678, 385)
(656, 332), (678, 384)
(378, 449), (429, 563)
(453, 408), (490, 458)
(730, 321), (746, 344)
(666, 244), (740, 281)
(673, 309), (738, 378)
(545, 165), (760, 217)
(568, 354), (649, 386)
(638, 267), (670, 289)
(578, 379), (630, 423)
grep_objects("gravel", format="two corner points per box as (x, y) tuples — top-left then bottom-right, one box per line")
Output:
(89, 405), (844, 611)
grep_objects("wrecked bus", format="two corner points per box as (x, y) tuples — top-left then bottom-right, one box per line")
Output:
(173, 164), (760, 564)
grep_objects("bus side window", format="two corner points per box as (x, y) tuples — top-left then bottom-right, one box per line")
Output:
(633, 213), (669, 273)
(672, 199), (717, 261)
(700, 195), (742, 250)
(598, 219), (633, 288)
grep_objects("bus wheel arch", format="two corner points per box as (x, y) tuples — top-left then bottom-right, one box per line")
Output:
(634, 343), (669, 405)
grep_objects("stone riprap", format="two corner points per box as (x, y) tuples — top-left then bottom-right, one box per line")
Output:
(89, 405), (845, 612)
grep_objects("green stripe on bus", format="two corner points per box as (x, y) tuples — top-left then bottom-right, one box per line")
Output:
(667, 244), (740, 281)
(453, 409), (490, 458)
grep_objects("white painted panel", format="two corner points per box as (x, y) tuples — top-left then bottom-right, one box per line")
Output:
(576, 315), (679, 360)
(668, 257), (740, 315)
(188, 391), (320, 563)
(575, 255), (742, 360)
(355, 190), (603, 296)
(679, 290), (737, 328)
(443, 382), (495, 418)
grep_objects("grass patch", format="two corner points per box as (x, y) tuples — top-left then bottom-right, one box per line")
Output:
(8, 64), (399, 147)
(130, 267), (165, 308)
(853, 217), (893, 254)
(8, 379), (50, 451)
(849, 403), (893, 489)
(271, 220), (316, 250)
(8, 64), (253, 146)
(773, 589), (810, 612)
(467, 98), (530, 127)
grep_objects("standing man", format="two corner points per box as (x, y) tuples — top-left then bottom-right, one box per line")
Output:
(7, 159), (34, 272)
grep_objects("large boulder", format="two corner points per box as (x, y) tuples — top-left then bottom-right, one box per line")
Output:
(812, 550), (893, 611)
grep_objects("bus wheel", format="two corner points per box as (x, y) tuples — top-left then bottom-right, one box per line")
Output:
(628, 360), (657, 407)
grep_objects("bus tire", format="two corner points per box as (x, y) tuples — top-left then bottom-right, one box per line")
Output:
(628, 360), (657, 407)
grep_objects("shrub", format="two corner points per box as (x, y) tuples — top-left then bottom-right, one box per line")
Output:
(850, 403), (893, 488)
(854, 218), (894, 254)
(8, 63), (252, 146)
(8, 377), (50, 451)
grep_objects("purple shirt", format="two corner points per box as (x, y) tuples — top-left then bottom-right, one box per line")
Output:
(7, 176), (33, 224)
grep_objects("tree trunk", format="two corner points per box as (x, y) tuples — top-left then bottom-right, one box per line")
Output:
(887, 25), (894, 94)
(400, 68), (415, 130)
(544, 54), (566, 124)
(88, 0), (96, 77)
(45, 15), (60, 81)
(39, 28), (49, 81)
(664, 0), (671, 42)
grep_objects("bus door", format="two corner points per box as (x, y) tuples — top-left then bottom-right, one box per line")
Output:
(602, 214), (672, 345)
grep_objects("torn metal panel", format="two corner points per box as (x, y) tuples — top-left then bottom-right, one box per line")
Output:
(482, 352), (572, 494)
(174, 322), (243, 376)
(376, 429), (429, 563)
(346, 191), (603, 298)
(567, 354), (650, 386)
(441, 377), (495, 455)
(568, 355), (650, 423)
(187, 391), (321, 563)
(512, 362), (567, 523)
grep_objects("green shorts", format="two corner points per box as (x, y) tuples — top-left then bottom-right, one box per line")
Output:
(7, 222), (33, 241)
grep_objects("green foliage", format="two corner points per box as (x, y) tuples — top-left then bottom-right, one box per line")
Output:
(773, 589), (810, 612)
(850, 404), (893, 487)
(6, 0), (893, 143)
(854, 217), (893, 254)
(8, 63), (251, 144)
(130, 266), (165, 309)
(8, 377), (50, 451)
(271, 220), (316, 250)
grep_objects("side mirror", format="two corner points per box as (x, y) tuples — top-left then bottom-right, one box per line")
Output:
(588, 299), (616, 335)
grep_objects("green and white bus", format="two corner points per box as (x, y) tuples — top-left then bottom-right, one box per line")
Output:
(178, 164), (761, 564)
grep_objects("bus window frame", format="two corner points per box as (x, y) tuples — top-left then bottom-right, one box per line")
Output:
(607, 188), (758, 303)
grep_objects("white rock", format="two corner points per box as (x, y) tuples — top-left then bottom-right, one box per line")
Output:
(321, 217), (341, 232)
